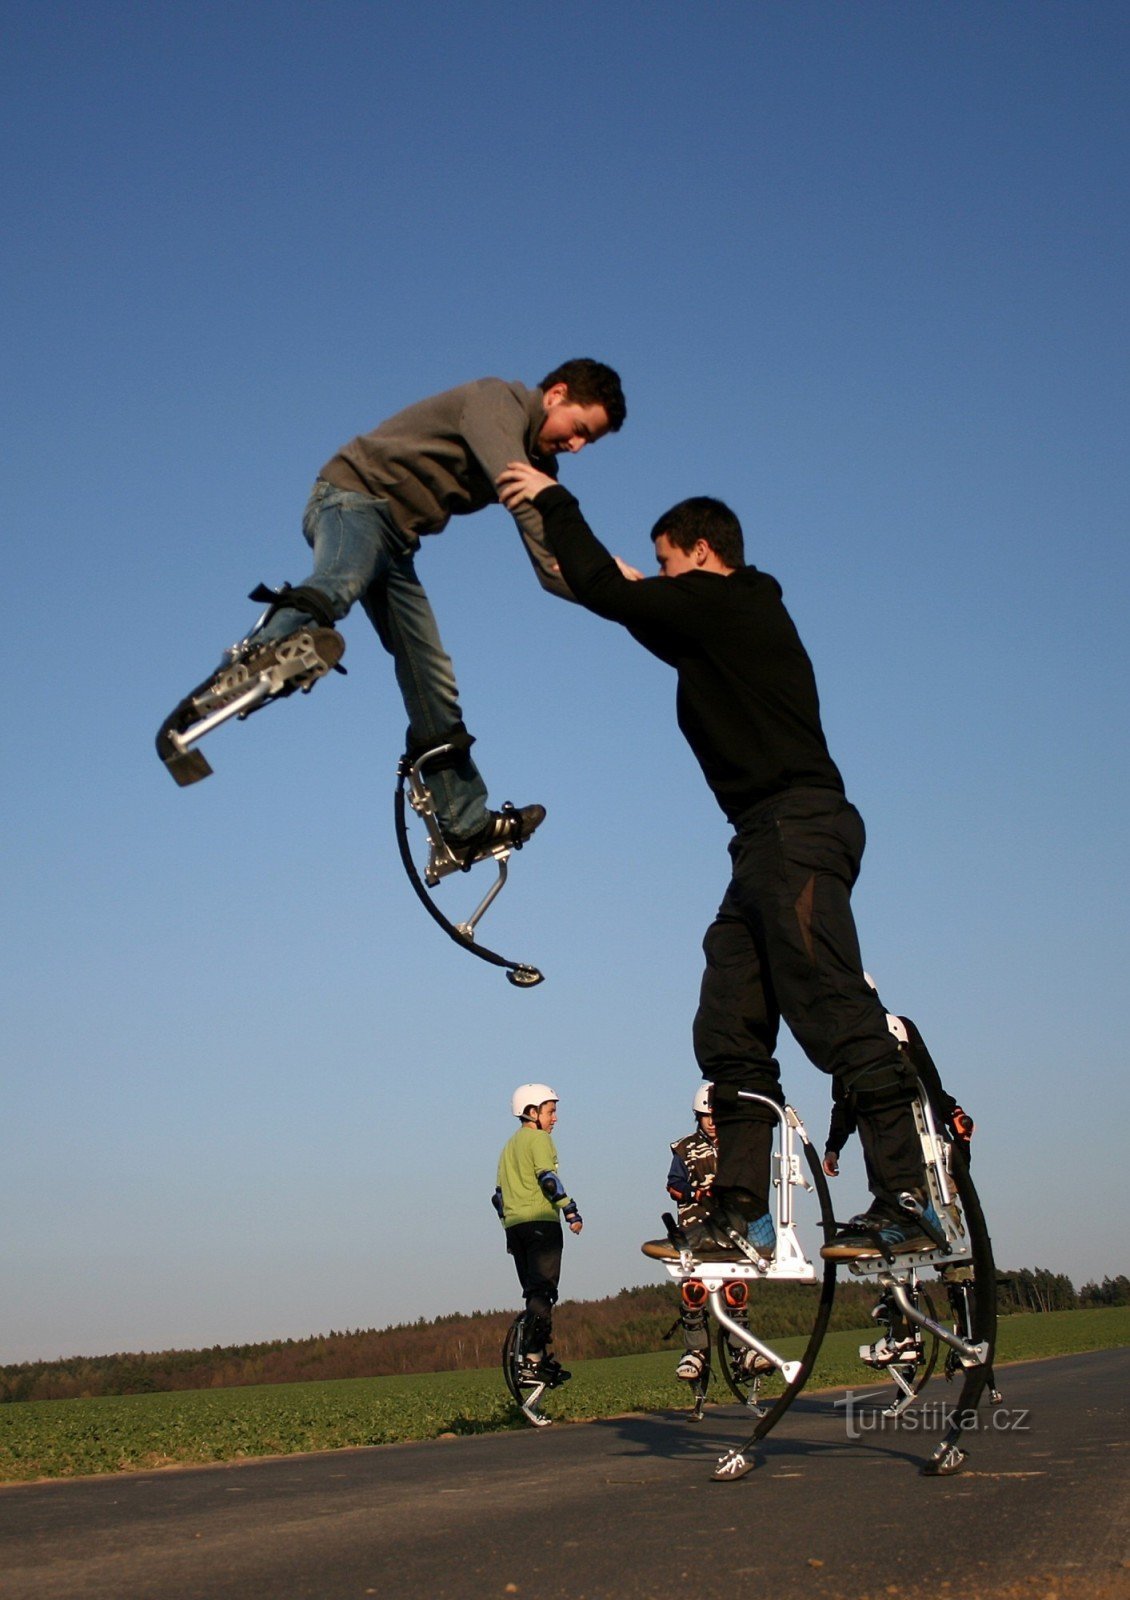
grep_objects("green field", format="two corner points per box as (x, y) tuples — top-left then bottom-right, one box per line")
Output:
(1, 1307), (1125, 1484)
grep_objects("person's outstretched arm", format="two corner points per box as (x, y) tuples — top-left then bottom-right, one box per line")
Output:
(497, 464), (697, 640)
(460, 385), (574, 600)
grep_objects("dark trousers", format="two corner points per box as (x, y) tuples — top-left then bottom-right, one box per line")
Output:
(693, 788), (924, 1214)
(506, 1220), (563, 1351)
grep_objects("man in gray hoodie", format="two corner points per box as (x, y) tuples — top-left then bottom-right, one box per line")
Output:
(160, 359), (625, 865)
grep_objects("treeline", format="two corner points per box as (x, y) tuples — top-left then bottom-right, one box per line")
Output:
(3, 1269), (1122, 1404)
(998, 1269), (1130, 1315)
(2, 1281), (880, 1403)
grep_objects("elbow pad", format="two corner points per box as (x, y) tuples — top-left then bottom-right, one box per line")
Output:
(491, 1186), (505, 1220)
(537, 1168), (569, 1205)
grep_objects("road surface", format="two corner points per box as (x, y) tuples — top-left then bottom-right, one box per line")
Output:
(1, 1350), (1126, 1600)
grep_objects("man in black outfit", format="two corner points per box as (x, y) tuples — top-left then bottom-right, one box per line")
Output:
(497, 464), (940, 1262)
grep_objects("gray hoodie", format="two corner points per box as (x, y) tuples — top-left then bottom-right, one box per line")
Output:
(319, 377), (571, 599)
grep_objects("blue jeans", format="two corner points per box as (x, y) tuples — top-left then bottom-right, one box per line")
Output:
(255, 480), (488, 838)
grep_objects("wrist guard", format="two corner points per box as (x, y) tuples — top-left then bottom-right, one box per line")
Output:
(949, 1107), (975, 1144)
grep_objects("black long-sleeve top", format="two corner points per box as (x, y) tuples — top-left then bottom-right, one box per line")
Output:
(534, 484), (844, 824)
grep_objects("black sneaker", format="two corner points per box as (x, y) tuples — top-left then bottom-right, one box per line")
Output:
(640, 1224), (772, 1264)
(445, 804), (546, 866)
(687, 1195), (775, 1261)
(686, 1225), (774, 1262)
(540, 1357), (571, 1388)
(821, 1201), (944, 1261)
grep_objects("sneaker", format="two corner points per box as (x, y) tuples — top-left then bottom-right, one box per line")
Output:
(676, 1350), (707, 1382)
(687, 1225), (773, 1261)
(859, 1334), (921, 1367)
(736, 1348), (774, 1378)
(540, 1356), (571, 1388)
(689, 1197), (776, 1261)
(640, 1224), (772, 1264)
(445, 804), (547, 867)
(821, 1201), (944, 1261)
(746, 1212), (777, 1255)
(641, 1236), (689, 1260)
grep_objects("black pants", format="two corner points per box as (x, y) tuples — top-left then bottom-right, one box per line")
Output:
(693, 788), (924, 1214)
(506, 1220), (563, 1351)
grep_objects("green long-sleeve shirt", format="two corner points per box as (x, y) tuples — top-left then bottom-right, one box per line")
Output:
(496, 1126), (574, 1228)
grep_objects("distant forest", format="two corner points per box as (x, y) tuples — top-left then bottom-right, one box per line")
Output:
(3, 1269), (1125, 1404)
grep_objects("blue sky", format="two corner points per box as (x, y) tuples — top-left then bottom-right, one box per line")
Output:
(3, 2), (1127, 1364)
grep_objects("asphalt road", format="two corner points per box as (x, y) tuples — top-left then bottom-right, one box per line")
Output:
(1, 1351), (1127, 1600)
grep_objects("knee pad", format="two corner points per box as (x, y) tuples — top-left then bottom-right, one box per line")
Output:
(681, 1280), (709, 1313)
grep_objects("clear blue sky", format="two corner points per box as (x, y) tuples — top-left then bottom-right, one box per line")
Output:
(4, 2), (1127, 1364)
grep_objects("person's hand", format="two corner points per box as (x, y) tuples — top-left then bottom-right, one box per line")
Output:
(570, 1219), (583, 1235)
(822, 1150), (839, 1177)
(615, 556), (645, 581)
(497, 460), (557, 510)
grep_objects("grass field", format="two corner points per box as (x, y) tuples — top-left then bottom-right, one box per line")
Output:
(1, 1306), (1126, 1484)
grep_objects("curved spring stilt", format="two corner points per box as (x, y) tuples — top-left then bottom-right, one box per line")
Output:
(501, 1312), (553, 1428)
(672, 1295), (767, 1421)
(923, 1140), (997, 1473)
(844, 1089), (997, 1475)
(857, 1279), (941, 1418)
(646, 1097), (837, 1482)
(684, 1344), (712, 1422)
(394, 746), (544, 987)
(710, 1116), (836, 1481)
(713, 1300), (769, 1416)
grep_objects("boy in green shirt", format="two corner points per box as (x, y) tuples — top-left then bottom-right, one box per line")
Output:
(493, 1083), (583, 1385)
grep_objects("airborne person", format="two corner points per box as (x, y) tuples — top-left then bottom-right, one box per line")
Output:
(159, 361), (625, 874)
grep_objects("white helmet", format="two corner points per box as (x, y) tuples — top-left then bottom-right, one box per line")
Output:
(512, 1083), (560, 1119)
(693, 1084), (713, 1117)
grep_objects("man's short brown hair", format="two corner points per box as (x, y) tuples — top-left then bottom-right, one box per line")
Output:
(539, 359), (626, 431)
(650, 497), (746, 569)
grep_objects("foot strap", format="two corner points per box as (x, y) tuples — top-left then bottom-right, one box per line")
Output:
(248, 582), (338, 631)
